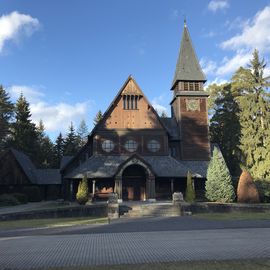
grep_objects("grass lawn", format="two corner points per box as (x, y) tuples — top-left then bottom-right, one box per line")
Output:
(193, 211), (270, 220)
(0, 217), (108, 229)
(36, 259), (270, 270)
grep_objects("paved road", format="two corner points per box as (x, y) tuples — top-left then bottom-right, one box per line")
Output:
(1, 216), (270, 237)
(1, 227), (270, 269)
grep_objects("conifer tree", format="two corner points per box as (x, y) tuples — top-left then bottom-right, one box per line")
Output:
(35, 120), (55, 168)
(185, 171), (195, 203)
(77, 119), (88, 147)
(93, 110), (103, 126)
(160, 111), (168, 118)
(63, 122), (80, 156)
(232, 50), (270, 179)
(0, 85), (14, 152)
(76, 174), (89, 205)
(54, 132), (65, 167)
(206, 147), (235, 203)
(10, 94), (39, 161)
(209, 83), (241, 175)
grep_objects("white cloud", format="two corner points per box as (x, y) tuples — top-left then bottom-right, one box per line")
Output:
(151, 95), (170, 116)
(221, 6), (270, 53)
(8, 85), (93, 133)
(208, 0), (229, 12)
(205, 78), (228, 88)
(0, 11), (39, 53)
(204, 5), (270, 78)
(30, 101), (91, 132)
(216, 51), (251, 76)
(9, 85), (44, 103)
(200, 58), (217, 75)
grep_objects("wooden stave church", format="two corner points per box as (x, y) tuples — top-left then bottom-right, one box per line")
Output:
(61, 22), (213, 202)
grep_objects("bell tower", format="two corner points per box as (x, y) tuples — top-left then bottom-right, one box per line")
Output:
(170, 21), (210, 160)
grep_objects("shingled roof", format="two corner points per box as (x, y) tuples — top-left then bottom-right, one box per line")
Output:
(10, 148), (37, 184)
(6, 148), (61, 185)
(171, 23), (206, 89)
(64, 154), (206, 179)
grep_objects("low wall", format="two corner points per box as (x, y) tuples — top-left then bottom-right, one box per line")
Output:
(0, 204), (108, 221)
(183, 202), (270, 214)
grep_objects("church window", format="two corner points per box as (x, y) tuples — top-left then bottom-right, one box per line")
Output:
(125, 139), (138, 152)
(195, 82), (199, 91)
(102, 140), (115, 153)
(127, 95), (130, 109)
(135, 96), (138, 109)
(184, 82), (188, 91)
(123, 96), (126, 109)
(147, 140), (160, 153)
(189, 82), (194, 91)
(131, 96), (134, 109)
(123, 95), (139, 110)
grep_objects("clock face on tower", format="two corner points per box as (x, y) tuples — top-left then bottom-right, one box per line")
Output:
(186, 99), (200, 112)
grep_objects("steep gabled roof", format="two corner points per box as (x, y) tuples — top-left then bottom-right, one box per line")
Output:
(61, 76), (169, 172)
(10, 148), (37, 184)
(94, 75), (168, 133)
(2, 148), (61, 185)
(171, 23), (206, 89)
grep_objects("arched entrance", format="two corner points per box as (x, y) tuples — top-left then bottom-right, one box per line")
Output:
(122, 165), (146, 201)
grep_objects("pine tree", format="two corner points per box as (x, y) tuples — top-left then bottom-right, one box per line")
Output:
(76, 174), (89, 205)
(0, 85), (14, 152)
(93, 110), (103, 126)
(206, 147), (235, 203)
(10, 94), (39, 161)
(77, 119), (88, 147)
(209, 83), (241, 176)
(232, 50), (270, 179)
(63, 122), (80, 156)
(185, 171), (195, 203)
(30, 120), (55, 168)
(54, 132), (65, 167)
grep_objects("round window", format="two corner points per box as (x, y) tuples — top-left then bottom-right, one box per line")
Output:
(125, 139), (138, 152)
(102, 140), (114, 153)
(147, 140), (160, 152)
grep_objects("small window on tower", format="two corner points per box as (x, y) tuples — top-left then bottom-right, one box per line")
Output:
(195, 82), (199, 91)
(189, 82), (194, 91)
(184, 82), (188, 91)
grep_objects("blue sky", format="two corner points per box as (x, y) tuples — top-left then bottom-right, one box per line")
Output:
(1, 0), (270, 140)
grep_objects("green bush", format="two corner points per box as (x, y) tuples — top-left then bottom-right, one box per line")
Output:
(206, 147), (235, 203)
(185, 171), (195, 203)
(76, 175), (89, 205)
(0, 194), (20, 206)
(23, 186), (42, 202)
(255, 180), (270, 203)
(12, 193), (28, 204)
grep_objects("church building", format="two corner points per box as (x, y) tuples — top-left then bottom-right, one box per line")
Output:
(61, 23), (212, 202)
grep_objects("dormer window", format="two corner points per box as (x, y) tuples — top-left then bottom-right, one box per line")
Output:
(123, 95), (139, 110)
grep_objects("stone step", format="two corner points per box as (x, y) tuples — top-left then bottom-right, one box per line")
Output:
(119, 204), (185, 218)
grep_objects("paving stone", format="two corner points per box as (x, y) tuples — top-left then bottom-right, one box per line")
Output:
(0, 228), (270, 269)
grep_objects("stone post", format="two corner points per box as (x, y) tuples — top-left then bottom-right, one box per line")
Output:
(92, 180), (96, 196)
(114, 176), (123, 203)
(69, 180), (73, 201)
(107, 193), (119, 221)
(148, 175), (156, 202)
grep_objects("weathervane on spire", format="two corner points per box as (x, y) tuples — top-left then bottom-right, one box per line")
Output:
(184, 15), (187, 27)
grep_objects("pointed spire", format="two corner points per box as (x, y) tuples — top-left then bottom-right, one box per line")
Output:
(171, 22), (206, 90)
